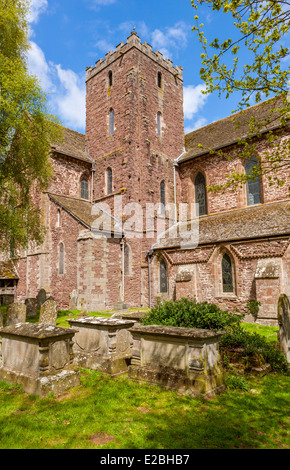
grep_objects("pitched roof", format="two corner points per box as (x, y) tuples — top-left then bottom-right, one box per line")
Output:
(153, 199), (290, 250)
(51, 126), (93, 164)
(180, 96), (286, 164)
(48, 193), (123, 235)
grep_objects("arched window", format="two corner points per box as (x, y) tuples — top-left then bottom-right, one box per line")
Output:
(160, 181), (166, 215)
(157, 112), (162, 137)
(160, 258), (168, 293)
(195, 172), (207, 216)
(124, 244), (130, 275)
(106, 167), (113, 194)
(245, 157), (262, 206)
(59, 243), (64, 275)
(109, 109), (114, 136)
(222, 253), (234, 293)
(108, 70), (113, 87)
(81, 178), (89, 200)
(158, 71), (162, 89)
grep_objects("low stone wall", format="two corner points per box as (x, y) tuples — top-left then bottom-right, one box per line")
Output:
(128, 325), (225, 397)
(0, 323), (80, 396)
(67, 317), (136, 376)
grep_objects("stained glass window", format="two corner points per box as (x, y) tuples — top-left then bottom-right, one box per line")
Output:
(245, 157), (262, 206)
(222, 253), (233, 293)
(195, 172), (207, 216)
(160, 259), (168, 293)
(81, 179), (89, 200)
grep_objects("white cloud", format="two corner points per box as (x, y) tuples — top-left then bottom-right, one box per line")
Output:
(27, 0), (48, 24)
(95, 39), (115, 53)
(27, 41), (86, 131)
(183, 84), (208, 120)
(151, 22), (188, 59)
(52, 65), (86, 130)
(184, 118), (208, 135)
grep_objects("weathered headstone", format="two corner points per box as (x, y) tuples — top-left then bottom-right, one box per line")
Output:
(39, 299), (58, 325)
(277, 294), (290, 363)
(25, 298), (38, 317)
(36, 288), (46, 309)
(69, 290), (78, 310)
(6, 303), (27, 326)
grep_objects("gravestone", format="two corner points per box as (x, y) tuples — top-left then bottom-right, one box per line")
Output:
(6, 303), (27, 326)
(36, 288), (46, 309)
(69, 290), (78, 310)
(39, 299), (58, 325)
(277, 294), (290, 363)
(25, 298), (38, 318)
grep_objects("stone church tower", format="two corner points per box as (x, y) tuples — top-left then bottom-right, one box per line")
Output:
(85, 31), (184, 307)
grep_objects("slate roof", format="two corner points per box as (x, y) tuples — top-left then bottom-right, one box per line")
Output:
(153, 199), (290, 250)
(51, 126), (93, 165)
(0, 261), (19, 279)
(48, 193), (123, 235)
(180, 96), (286, 164)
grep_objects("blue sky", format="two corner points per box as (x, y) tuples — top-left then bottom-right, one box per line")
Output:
(26, 0), (249, 135)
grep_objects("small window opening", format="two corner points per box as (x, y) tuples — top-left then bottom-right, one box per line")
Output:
(160, 181), (166, 215)
(245, 157), (262, 206)
(106, 167), (113, 194)
(59, 243), (64, 275)
(81, 178), (89, 200)
(108, 70), (113, 87)
(157, 112), (162, 137)
(109, 108), (114, 136)
(195, 172), (207, 216)
(158, 71), (162, 89)
(222, 253), (234, 293)
(160, 258), (168, 293)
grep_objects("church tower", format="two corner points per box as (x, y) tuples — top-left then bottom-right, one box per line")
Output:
(85, 31), (184, 306)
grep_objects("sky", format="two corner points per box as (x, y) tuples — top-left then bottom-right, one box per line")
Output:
(26, 0), (253, 135)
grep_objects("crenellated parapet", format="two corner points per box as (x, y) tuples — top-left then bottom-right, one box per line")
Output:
(85, 31), (183, 83)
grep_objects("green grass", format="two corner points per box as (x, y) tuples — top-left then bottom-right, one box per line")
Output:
(0, 306), (289, 449)
(0, 369), (289, 449)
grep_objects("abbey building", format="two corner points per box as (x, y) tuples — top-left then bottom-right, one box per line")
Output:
(1, 31), (289, 326)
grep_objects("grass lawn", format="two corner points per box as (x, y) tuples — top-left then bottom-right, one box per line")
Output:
(0, 306), (289, 449)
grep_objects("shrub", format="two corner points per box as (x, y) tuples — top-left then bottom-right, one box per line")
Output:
(141, 298), (242, 331)
(225, 374), (250, 391)
(219, 329), (289, 374)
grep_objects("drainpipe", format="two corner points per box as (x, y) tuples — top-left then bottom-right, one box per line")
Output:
(147, 249), (154, 308)
(121, 238), (125, 303)
(174, 149), (186, 225)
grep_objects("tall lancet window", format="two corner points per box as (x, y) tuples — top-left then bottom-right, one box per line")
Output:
(160, 181), (166, 215)
(157, 112), (162, 137)
(222, 253), (234, 293)
(160, 258), (168, 293)
(195, 172), (207, 216)
(59, 243), (64, 275)
(81, 178), (89, 200)
(245, 157), (262, 206)
(106, 167), (113, 194)
(109, 108), (114, 136)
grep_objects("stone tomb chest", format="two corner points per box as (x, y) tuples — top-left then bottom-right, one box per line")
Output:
(67, 317), (135, 376)
(128, 325), (225, 397)
(0, 323), (80, 396)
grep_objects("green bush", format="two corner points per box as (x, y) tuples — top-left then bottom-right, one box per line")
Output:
(141, 298), (242, 331)
(225, 374), (250, 391)
(219, 329), (289, 374)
